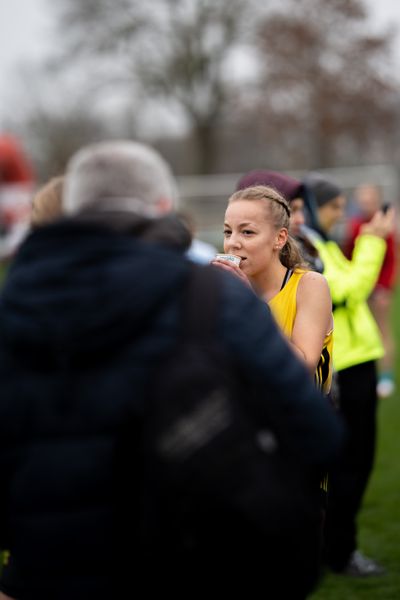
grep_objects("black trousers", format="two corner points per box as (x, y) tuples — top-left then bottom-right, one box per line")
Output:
(323, 361), (378, 571)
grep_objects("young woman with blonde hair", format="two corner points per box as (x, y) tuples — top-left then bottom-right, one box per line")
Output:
(213, 184), (333, 394)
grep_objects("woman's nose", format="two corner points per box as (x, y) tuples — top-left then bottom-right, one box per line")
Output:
(227, 233), (241, 250)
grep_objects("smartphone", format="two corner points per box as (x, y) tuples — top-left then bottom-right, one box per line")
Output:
(381, 202), (391, 214)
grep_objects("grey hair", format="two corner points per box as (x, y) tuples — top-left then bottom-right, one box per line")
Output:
(63, 140), (178, 217)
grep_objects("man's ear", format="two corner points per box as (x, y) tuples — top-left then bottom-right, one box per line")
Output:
(156, 196), (174, 215)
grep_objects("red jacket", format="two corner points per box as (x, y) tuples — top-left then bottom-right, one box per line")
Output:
(343, 216), (397, 290)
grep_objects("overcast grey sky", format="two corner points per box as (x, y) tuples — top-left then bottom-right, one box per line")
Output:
(0, 0), (400, 125)
(0, 0), (52, 77)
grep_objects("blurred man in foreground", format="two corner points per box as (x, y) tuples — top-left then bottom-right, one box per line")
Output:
(0, 141), (343, 599)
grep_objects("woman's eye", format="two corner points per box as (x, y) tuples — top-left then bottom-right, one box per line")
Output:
(223, 229), (231, 236)
(242, 230), (254, 235)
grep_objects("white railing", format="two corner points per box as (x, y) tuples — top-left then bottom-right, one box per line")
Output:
(177, 164), (400, 245)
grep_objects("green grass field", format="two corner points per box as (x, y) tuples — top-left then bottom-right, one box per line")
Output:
(311, 284), (400, 599)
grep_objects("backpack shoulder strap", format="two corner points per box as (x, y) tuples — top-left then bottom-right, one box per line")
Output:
(181, 264), (221, 343)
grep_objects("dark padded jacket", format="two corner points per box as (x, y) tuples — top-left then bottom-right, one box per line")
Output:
(0, 215), (343, 598)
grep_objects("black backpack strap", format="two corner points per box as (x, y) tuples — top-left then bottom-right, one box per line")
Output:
(181, 264), (221, 343)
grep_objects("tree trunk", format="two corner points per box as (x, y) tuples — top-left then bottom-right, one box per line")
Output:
(194, 122), (217, 175)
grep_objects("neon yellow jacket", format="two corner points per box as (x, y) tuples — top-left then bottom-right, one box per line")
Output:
(311, 233), (385, 372)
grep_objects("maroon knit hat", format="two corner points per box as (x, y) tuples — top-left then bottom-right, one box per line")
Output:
(236, 169), (303, 202)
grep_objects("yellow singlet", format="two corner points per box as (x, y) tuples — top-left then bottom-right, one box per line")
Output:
(268, 269), (333, 395)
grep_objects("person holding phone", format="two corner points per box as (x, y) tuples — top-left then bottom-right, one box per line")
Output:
(342, 183), (397, 398)
(343, 183), (397, 398)
(302, 173), (395, 577)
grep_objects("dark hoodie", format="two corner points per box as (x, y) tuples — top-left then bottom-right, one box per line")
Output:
(0, 214), (343, 598)
(0, 212), (192, 362)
